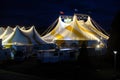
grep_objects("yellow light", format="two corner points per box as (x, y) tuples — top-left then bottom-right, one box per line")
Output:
(97, 39), (100, 42)
(96, 44), (100, 48)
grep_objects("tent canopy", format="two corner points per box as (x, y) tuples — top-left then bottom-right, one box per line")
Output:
(2, 27), (31, 48)
(21, 26), (47, 45)
(0, 26), (13, 40)
(42, 14), (109, 47)
(2, 26), (47, 48)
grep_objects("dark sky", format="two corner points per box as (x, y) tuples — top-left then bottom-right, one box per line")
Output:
(0, 0), (120, 31)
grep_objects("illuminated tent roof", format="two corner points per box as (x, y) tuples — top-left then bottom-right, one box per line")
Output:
(42, 14), (109, 47)
(2, 26), (47, 48)
(84, 16), (109, 40)
(0, 27), (5, 36)
(42, 14), (109, 42)
(20, 26), (26, 30)
(42, 16), (72, 43)
(55, 15), (103, 42)
(0, 26), (13, 40)
(13, 25), (25, 30)
(21, 26), (46, 45)
(2, 27), (31, 47)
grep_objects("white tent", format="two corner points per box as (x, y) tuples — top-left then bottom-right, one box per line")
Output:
(0, 27), (5, 36)
(0, 26), (13, 40)
(42, 14), (109, 47)
(2, 27), (31, 48)
(20, 26), (26, 30)
(54, 15), (101, 40)
(84, 16), (109, 40)
(42, 15), (107, 41)
(21, 26), (46, 45)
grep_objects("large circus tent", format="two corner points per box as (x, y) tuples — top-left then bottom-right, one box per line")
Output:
(42, 14), (109, 48)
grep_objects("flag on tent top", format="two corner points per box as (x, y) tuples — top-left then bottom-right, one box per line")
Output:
(60, 11), (64, 15)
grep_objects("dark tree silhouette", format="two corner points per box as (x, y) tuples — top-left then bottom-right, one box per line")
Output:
(106, 10), (120, 67)
(108, 11), (120, 50)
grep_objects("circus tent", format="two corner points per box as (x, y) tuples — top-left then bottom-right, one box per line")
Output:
(42, 14), (109, 47)
(2, 27), (31, 48)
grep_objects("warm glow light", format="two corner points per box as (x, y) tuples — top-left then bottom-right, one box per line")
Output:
(96, 44), (100, 48)
(64, 18), (72, 23)
(113, 51), (117, 54)
(97, 39), (100, 42)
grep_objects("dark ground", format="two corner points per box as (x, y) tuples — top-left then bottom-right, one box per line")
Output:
(0, 55), (119, 80)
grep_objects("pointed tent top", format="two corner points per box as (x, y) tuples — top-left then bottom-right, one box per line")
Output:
(14, 26), (20, 31)
(15, 25), (21, 28)
(7, 26), (10, 27)
(0, 27), (5, 35)
(2, 26), (31, 47)
(21, 26), (47, 45)
(20, 26), (26, 30)
(31, 25), (35, 27)
(85, 16), (109, 40)
(0, 26), (13, 40)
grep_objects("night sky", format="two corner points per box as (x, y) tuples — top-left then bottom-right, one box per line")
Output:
(0, 0), (120, 32)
